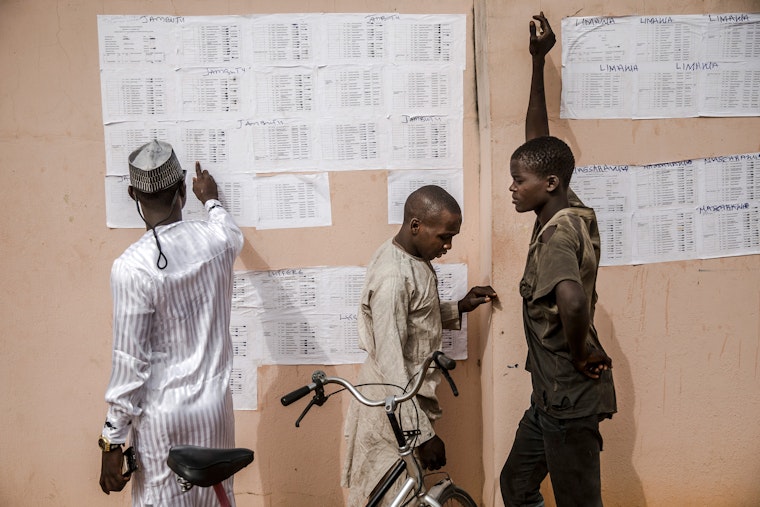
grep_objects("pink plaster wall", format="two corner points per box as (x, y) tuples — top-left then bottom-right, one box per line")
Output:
(481, 1), (760, 506)
(0, 1), (485, 506)
(2, 0), (759, 506)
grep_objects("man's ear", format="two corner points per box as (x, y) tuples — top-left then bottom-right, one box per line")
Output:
(410, 217), (421, 235)
(546, 175), (560, 193)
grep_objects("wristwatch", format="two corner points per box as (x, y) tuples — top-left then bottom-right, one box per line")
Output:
(98, 435), (123, 452)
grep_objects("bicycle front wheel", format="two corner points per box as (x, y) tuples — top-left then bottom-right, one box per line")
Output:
(437, 484), (478, 507)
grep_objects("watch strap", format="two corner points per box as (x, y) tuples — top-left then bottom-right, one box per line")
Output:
(99, 435), (123, 452)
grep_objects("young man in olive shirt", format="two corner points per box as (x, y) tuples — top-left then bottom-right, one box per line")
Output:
(500, 13), (616, 507)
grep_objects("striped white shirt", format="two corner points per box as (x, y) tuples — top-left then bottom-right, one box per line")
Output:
(102, 199), (243, 506)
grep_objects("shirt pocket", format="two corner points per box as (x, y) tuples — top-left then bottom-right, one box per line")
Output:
(520, 243), (540, 300)
(549, 356), (583, 411)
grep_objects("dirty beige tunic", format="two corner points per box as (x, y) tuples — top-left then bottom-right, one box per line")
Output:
(342, 238), (460, 506)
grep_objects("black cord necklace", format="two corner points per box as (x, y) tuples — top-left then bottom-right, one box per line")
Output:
(134, 187), (181, 270)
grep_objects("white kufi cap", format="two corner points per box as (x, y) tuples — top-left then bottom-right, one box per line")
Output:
(128, 140), (184, 193)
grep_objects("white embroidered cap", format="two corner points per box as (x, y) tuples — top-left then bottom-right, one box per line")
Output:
(128, 140), (184, 193)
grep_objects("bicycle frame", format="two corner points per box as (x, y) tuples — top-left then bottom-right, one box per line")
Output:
(368, 455), (443, 507)
(282, 351), (460, 507)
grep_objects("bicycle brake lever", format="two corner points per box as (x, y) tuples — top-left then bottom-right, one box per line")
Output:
(433, 352), (459, 397)
(295, 380), (327, 427)
(440, 368), (459, 397)
(295, 397), (316, 427)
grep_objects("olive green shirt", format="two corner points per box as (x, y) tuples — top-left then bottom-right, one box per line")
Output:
(520, 198), (616, 419)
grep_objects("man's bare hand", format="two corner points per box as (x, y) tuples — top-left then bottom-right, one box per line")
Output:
(417, 435), (446, 471)
(458, 286), (497, 314)
(192, 161), (219, 205)
(99, 447), (129, 494)
(572, 349), (612, 380)
(530, 12), (556, 58)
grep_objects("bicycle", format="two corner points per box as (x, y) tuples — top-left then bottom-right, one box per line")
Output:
(281, 350), (478, 507)
(167, 445), (254, 507)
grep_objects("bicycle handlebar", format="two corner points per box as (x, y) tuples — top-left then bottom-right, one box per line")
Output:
(280, 350), (457, 409)
(280, 384), (316, 406)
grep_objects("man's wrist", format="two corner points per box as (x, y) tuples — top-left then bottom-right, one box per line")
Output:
(570, 345), (590, 364)
(205, 199), (222, 211)
(98, 435), (124, 452)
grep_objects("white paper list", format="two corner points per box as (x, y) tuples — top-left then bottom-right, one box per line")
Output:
(176, 120), (252, 173)
(390, 65), (462, 113)
(391, 15), (466, 68)
(700, 154), (760, 202)
(230, 263), (470, 365)
(697, 202), (760, 258)
(570, 152), (760, 265)
(561, 13), (760, 119)
(232, 266), (367, 365)
(632, 209), (698, 264)
(387, 169), (464, 224)
(224, 259), (473, 409)
(250, 14), (316, 65)
(101, 70), (174, 123)
(97, 15), (180, 67)
(319, 119), (385, 169)
(178, 67), (250, 118)
(390, 114), (462, 169)
(633, 161), (698, 210)
(433, 263), (469, 360)
(252, 173), (332, 229)
(248, 118), (317, 171)
(253, 67), (315, 115)
(179, 16), (245, 66)
(230, 316), (258, 410)
(323, 14), (388, 63)
(105, 172), (258, 228)
(319, 66), (384, 112)
(98, 13), (466, 233)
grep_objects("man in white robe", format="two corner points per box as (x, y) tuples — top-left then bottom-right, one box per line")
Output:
(98, 141), (244, 506)
(342, 185), (496, 506)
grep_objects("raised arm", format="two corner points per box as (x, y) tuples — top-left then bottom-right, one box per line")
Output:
(193, 161), (244, 254)
(526, 12), (556, 142)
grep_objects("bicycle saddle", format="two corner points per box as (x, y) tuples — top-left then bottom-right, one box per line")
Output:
(167, 445), (254, 487)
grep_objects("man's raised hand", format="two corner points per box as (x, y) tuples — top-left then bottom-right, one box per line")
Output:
(530, 11), (556, 58)
(192, 161), (219, 204)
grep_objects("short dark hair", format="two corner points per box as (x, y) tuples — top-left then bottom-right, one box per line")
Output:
(511, 136), (575, 187)
(403, 185), (461, 224)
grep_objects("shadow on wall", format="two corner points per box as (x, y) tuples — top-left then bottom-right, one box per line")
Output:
(236, 236), (349, 505)
(595, 305), (647, 507)
(258, 363), (351, 506)
(539, 43), (646, 507)
(538, 305), (646, 507)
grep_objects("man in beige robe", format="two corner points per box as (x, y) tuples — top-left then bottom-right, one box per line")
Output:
(342, 185), (496, 506)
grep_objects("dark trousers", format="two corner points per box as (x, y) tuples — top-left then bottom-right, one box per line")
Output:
(500, 404), (603, 507)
